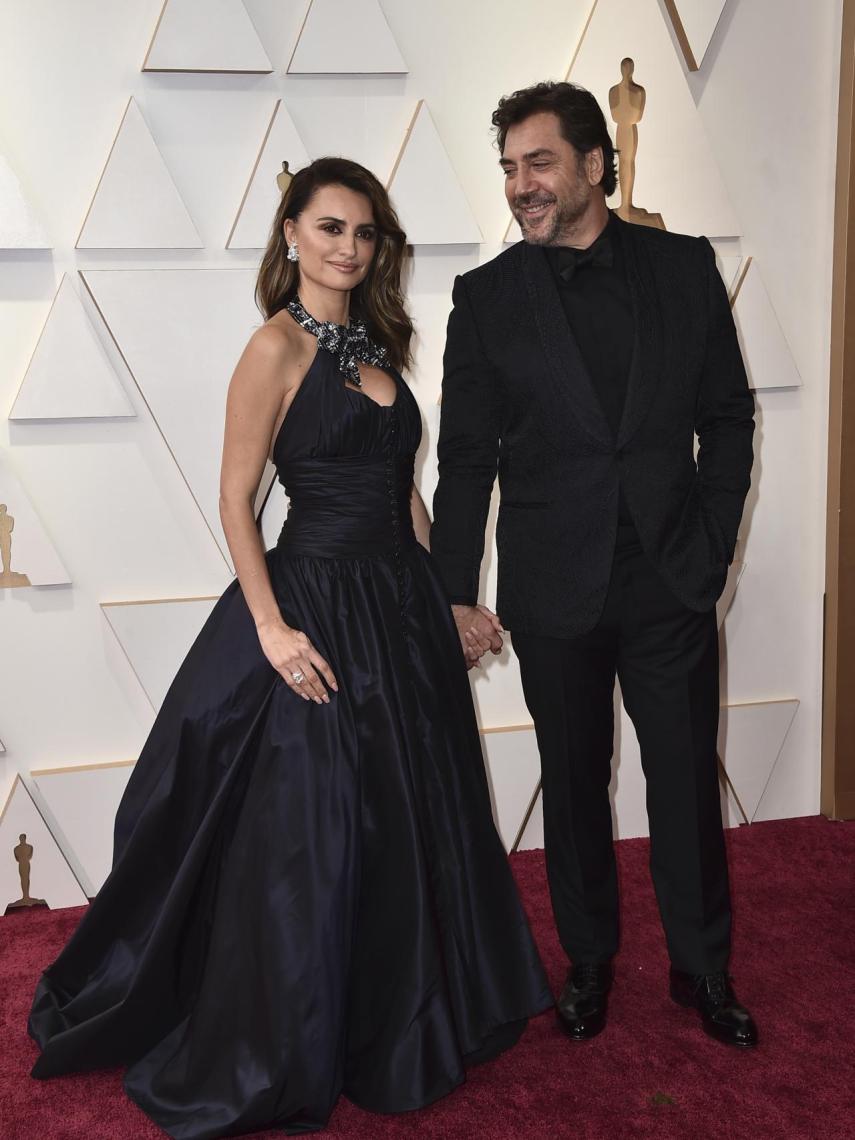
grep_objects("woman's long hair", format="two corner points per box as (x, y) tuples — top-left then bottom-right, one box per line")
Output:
(256, 157), (413, 373)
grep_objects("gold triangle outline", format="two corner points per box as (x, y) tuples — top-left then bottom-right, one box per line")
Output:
(226, 99), (282, 249)
(386, 100), (423, 190)
(31, 759), (136, 777)
(661, 0), (701, 71)
(286, 0), (316, 74)
(76, 97), (134, 248)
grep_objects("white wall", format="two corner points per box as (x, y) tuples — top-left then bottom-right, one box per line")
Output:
(0, 0), (839, 898)
(686, 0), (839, 819)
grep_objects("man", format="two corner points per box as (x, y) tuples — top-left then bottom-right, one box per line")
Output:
(431, 81), (757, 1048)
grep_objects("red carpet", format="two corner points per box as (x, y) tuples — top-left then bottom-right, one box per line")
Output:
(2, 816), (853, 1139)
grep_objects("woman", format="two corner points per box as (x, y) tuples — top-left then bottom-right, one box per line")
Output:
(28, 158), (551, 1139)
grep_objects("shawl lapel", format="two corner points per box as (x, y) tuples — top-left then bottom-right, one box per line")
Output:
(518, 216), (664, 450)
(520, 240), (613, 447)
(613, 216), (664, 449)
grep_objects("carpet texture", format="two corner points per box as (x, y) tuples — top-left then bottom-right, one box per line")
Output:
(1, 816), (853, 1139)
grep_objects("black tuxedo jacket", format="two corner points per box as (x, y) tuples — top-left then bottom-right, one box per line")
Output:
(430, 215), (755, 639)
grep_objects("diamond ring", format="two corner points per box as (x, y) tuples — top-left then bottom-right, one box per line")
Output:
(292, 670), (305, 685)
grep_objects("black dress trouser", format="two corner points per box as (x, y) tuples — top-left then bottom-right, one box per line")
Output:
(512, 526), (732, 975)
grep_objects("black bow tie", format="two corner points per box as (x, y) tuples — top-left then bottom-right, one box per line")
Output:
(557, 235), (614, 283)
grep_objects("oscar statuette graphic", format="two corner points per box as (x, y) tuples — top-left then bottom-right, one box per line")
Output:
(0, 503), (31, 587)
(276, 160), (293, 196)
(609, 58), (666, 230)
(5, 833), (48, 914)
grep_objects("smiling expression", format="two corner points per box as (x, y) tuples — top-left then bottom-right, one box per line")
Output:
(284, 184), (378, 294)
(500, 111), (603, 246)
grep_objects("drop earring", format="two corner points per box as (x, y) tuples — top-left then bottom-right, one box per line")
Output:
(287, 242), (299, 263)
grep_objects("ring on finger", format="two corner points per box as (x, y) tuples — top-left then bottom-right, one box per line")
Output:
(292, 670), (305, 685)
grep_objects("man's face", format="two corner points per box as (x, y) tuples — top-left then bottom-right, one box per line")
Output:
(500, 111), (599, 245)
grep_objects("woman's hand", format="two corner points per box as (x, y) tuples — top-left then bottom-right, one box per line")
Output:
(451, 604), (504, 670)
(257, 619), (338, 704)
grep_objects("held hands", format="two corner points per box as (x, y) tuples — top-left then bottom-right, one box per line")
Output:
(257, 619), (338, 704)
(451, 604), (504, 670)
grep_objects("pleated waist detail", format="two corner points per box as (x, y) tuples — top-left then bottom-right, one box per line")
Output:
(276, 453), (416, 557)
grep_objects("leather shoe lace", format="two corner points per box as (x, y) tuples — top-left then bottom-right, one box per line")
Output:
(670, 968), (758, 1047)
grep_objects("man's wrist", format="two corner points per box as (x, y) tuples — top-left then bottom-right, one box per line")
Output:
(451, 603), (476, 619)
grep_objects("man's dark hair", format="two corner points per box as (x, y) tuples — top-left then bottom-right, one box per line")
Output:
(492, 81), (618, 197)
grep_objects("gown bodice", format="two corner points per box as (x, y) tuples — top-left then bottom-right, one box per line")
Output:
(271, 347), (422, 558)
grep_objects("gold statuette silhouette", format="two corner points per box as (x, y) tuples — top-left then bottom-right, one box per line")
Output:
(276, 161), (293, 196)
(5, 833), (47, 913)
(0, 504), (31, 587)
(609, 58), (666, 231)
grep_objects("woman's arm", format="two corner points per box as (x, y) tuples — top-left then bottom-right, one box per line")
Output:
(410, 483), (431, 550)
(219, 326), (337, 704)
(409, 480), (494, 668)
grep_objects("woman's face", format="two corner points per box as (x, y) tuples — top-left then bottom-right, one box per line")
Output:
(284, 184), (378, 297)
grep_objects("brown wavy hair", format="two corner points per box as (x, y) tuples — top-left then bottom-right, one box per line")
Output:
(256, 157), (413, 373)
(492, 81), (618, 198)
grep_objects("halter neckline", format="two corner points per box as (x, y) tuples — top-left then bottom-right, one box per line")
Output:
(286, 297), (389, 387)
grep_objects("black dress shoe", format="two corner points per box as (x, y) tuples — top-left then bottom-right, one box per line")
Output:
(556, 961), (613, 1040)
(669, 968), (758, 1047)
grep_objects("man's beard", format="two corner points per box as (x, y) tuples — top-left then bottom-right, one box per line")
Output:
(513, 189), (591, 245)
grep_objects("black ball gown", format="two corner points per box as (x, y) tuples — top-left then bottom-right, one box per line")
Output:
(28, 345), (552, 1139)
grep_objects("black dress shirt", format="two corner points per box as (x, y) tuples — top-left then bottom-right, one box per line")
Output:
(544, 213), (635, 525)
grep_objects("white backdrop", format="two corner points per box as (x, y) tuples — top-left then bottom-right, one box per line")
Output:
(0, 0), (840, 900)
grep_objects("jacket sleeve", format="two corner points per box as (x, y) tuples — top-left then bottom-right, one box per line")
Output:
(695, 237), (756, 562)
(430, 274), (501, 605)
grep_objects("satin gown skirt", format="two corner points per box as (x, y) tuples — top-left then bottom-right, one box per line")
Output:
(28, 349), (551, 1140)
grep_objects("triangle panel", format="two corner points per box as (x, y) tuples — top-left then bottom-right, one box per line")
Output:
(731, 258), (801, 390)
(388, 102), (481, 246)
(77, 99), (203, 249)
(227, 100), (311, 249)
(0, 453), (71, 587)
(144, 0), (272, 72)
(10, 275), (135, 421)
(718, 699), (799, 821)
(288, 0), (407, 74)
(480, 726), (541, 852)
(503, 215), (521, 245)
(102, 597), (219, 710)
(33, 762), (135, 896)
(0, 776), (88, 910)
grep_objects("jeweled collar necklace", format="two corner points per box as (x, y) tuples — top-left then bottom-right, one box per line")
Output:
(286, 297), (389, 387)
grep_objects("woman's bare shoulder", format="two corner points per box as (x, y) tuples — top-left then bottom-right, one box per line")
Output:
(239, 315), (314, 391)
(248, 316), (300, 362)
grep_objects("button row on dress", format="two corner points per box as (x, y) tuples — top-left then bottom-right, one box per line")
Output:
(385, 408), (406, 617)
